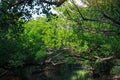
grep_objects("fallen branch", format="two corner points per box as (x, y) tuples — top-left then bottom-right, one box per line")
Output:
(0, 70), (8, 77)
(94, 56), (114, 62)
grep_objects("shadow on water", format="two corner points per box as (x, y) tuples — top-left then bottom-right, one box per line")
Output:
(1, 63), (119, 80)
(0, 63), (92, 80)
(31, 64), (91, 80)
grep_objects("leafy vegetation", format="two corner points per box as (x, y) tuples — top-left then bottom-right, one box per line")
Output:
(0, 0), (120, 80)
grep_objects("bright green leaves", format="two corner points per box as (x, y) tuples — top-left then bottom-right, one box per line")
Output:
(24, 17), (75, 58)
(35, 46), (47, 59)
(24, 15), (90, 60)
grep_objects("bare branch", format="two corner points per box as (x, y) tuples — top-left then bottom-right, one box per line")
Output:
(0, 70), (8, 77)
(51, 61), (64, 66)
(94, 56), (114, 62)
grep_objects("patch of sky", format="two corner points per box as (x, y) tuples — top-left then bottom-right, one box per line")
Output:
(32, 0), (88, 19)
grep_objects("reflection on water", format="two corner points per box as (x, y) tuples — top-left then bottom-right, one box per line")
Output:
(0, 64), (93, 80)
(0, 63), (119, 80)
(31, 64), (92, 80)
(0, 64), (92, 80)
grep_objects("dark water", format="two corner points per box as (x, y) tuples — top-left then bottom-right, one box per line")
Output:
(0, 64), (92, 80)
(31, 64), (91, 80)
(0, 64), (119, 80)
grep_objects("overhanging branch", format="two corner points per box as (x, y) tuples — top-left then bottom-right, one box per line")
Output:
(70, 0), (120, 26)
(94, 56), (114, 62)
(40, 0), (67, 7)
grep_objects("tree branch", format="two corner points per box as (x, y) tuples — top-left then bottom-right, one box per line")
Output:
(70, 0), (119, 26)
(0, 70), (8, 77)
(40, 0), (66, 7)
(94, 0), (120, 26)
(78, 27), (120, 36)
(94, 56), (114, 62)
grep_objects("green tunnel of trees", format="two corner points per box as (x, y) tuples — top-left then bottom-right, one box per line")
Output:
(0, 0), (120, 80)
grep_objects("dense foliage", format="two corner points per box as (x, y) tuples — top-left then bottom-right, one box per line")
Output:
(0, 0), (120, 80)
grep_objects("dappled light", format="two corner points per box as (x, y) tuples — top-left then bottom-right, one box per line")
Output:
(0, 0), (120, 80)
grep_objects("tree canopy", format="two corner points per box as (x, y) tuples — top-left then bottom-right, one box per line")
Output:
(0, 0), (120, 80)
